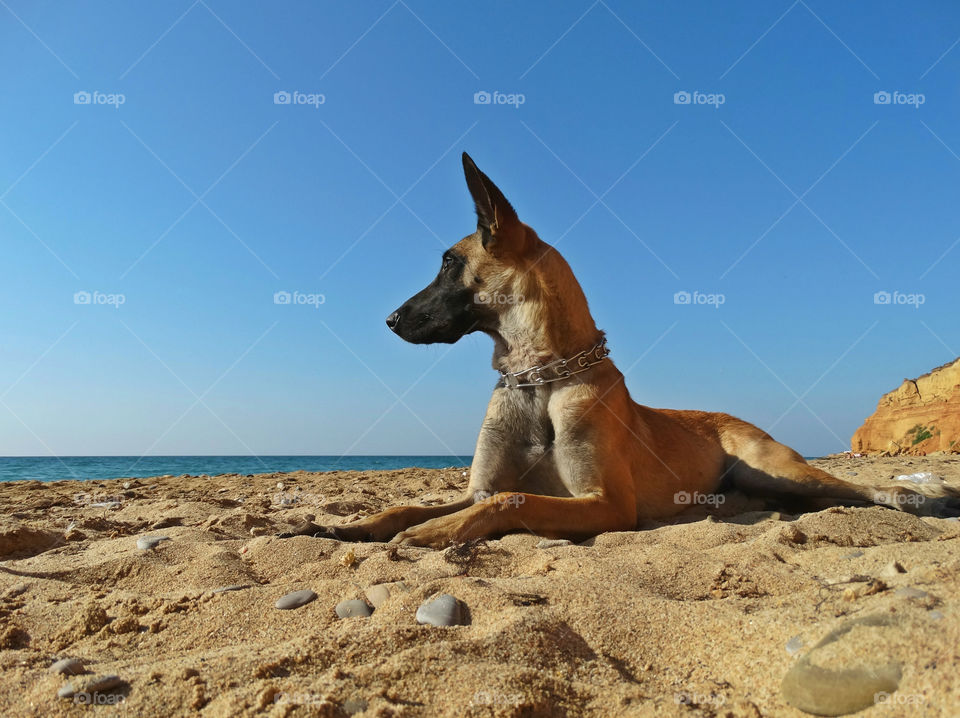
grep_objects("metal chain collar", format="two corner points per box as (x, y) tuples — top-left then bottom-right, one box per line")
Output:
(498, 338), (610, 389)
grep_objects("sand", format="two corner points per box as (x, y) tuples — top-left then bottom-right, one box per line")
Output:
(0, 455), (958, 717)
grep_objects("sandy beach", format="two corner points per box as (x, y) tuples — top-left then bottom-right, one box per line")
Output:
(1, 455), (958, 717)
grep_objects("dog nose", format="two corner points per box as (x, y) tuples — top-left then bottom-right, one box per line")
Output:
(385, 311), (400, 330)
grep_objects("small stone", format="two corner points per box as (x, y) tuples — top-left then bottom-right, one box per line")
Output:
(122, 481), (132, 489)
(211, 585), (249, 594)
(58, 674), (123, 699)
(340, 549), (357, 567)
(883, 561), (906, 577)
(928, 610), (944, 620)
(50, 658), (85, 675)
(840, 551), (864, 559)
(893, 586), (928, 599)
(335, 599), (372, 618)
(415, 594), (465, 627)
(274, 589), (317, 610)
(276, 482), (284, 490)
(137, 536), (170, 551)
(536, 539), (572, 549)
(364, 581), (409, 609)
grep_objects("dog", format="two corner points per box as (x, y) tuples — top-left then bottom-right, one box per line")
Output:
(280, 153), (959, 548)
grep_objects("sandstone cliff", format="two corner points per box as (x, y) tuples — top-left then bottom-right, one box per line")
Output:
(852, 357), (960, 455)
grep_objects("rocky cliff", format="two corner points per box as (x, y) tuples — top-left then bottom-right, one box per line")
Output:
(852, 357), (960, 455)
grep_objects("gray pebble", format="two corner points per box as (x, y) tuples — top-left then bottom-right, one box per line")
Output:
(785, 635), (804, 656)
(536, 539), (573, 549)
(58, 674), (123, 699)
(335, 599), (373, 618)
(416, 593), (465, 627)
(275, 589), (317, 610)
(781, 615), (901, 715)
(50, 658), (85, 675)
(136, 536), (170, 550)
(894, 586), (929, 599)
(928, 610), (945, 621)
(840, 551), (864, 559)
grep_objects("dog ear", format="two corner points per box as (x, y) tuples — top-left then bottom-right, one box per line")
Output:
(462, 152), (522, 251)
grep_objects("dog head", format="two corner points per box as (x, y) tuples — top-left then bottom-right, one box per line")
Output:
(386, 152), (538, 345)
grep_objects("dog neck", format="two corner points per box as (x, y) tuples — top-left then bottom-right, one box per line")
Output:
(488, 288), (604, 374)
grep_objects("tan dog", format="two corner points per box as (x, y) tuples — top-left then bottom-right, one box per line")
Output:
(281, 153), (958, 548)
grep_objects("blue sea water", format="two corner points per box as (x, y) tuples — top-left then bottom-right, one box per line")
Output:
(0, 456), (472, 483)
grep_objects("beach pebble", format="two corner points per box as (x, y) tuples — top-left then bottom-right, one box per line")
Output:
(781, 615), (901, 715)
(58, 674), (123, 699)
(928, 610), (944, 621)
(137, 536), (170, 551)
(122, 481), (132, 489)
(840, 551), (864, 560)
(893, 586), (928, 599)
(211, 585), (249, 594)
(335, 599), (372, 618)
(274, 589), (317, 610)
(785, 635), (804, 656)
(536, 539), (572, 549)
(50, 658), (85, 675)
(364, 581), (409, 609)
(416, 594), (465, 627)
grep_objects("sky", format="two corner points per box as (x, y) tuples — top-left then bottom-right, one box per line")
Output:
(1, 1), (958, 459)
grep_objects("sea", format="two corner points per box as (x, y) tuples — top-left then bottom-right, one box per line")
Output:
(0, 456), (472, 483)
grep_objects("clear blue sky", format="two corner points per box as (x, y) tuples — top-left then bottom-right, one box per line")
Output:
(1, 1), (958, 458)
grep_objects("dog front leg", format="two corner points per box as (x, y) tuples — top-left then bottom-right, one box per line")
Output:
(391, 492), (636, 548)
(277, 496), (475, 542)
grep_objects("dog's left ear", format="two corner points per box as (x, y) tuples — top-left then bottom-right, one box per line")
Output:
(462, 152), (524, 253)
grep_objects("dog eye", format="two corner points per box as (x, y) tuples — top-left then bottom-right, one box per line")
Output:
(442, 254), (453, 269)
